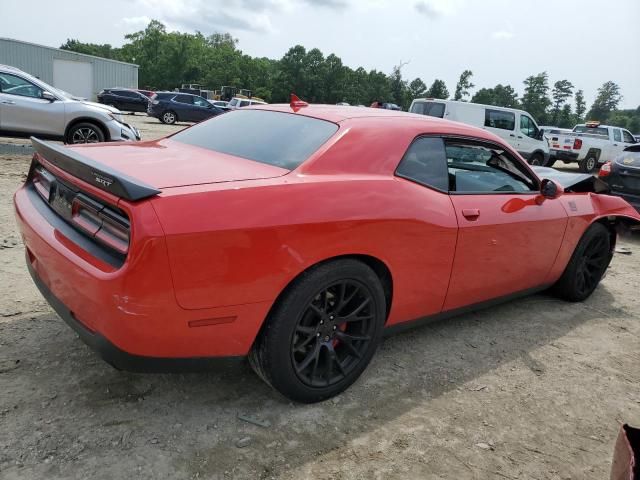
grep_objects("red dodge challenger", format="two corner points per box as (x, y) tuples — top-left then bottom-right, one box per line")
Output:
(14, 98), (640, 402)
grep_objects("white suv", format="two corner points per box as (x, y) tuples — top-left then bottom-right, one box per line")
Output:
(0, 64), (140, 144)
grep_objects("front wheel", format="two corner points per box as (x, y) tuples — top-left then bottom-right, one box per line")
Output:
(552, 222), (612, 302)
(249, 260), (386, 403)
(66, 122), (105, 144)
(529, 153), (544, 166)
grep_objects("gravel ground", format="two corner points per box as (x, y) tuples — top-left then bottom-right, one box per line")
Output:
(0, 115), (639, 479)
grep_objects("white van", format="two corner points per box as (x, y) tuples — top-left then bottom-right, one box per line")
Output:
(409, 99), (550, 166)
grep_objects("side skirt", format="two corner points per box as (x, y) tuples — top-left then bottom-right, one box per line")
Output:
(384, 284), (552, 337)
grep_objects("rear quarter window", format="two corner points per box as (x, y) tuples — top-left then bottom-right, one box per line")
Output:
(484, 109), (515, 130)
(170, 110), (339, 170)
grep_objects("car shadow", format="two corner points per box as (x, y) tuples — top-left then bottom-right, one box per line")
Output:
(0, 281), (626, 477)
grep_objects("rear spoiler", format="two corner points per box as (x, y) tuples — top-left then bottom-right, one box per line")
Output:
(30, 137), (160, 201)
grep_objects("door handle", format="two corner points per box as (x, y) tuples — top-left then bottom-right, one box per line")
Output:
(509, 134), (516, 137)
(0, 100), (15, 105)
(461, 208), (480, 220)
(517, 136), (523, 139)
(613, 143), (618, 146)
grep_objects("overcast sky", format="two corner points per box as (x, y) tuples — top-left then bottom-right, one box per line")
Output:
(1, 0), (638, 108)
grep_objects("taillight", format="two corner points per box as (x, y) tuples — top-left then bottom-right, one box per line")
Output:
(598, 161), (612, 177)
(71, 194), (130, 254)
(573, 138), (582, 150)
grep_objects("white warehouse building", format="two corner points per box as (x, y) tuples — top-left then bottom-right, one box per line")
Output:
(0, 38), (138, 101)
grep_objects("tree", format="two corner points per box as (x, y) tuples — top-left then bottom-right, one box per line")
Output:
(471, 84), (519, 108)
(587, 81), (622, 122)
(389, 63), (409, 109)
(551, 79), (574, 125)
(426, 79), (449, 99)
(408, 78), (427, 100)
(574, 89), (586, 122)
(453, 70), (474, 101)
(60, 39), (120, 59)
(521, 72), (551, 124)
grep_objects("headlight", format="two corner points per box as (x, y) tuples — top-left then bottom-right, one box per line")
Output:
(108, 112), (124, 123)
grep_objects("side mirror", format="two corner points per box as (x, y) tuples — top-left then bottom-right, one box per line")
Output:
(540, 178), (563, 199)
(42, 91), (56, 102)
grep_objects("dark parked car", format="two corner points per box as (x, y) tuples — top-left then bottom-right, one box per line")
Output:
(97, 88), (149, 113)
(147, 92), (225, 124)
(599, 145), (640, 211)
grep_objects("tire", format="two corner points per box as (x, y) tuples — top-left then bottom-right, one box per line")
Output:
(65, 122), (105, 144)
(579, 154), (598, 173)
(529, 153), (544, 166)
(249, 259), (386, 403)
(545, 158), (557, 168)
(552, 222), (612, 302)
(161, 110), (177, 124)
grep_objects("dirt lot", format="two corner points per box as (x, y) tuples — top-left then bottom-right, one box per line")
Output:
(1, 116), (639, 480)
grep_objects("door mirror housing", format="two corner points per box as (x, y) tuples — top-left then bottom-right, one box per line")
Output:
(41, 91), (56, 102)
(540, 178), (563, 199)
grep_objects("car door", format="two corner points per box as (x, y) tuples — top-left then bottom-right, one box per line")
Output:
(0, 72), (65, 136)
(173, 94), (195, 121)
(621, 129), (637, 150)
(610, 128), (624, 160)
(483, 108), (518, 151)
(441, 138), (568, 311)
(192, 96), (216, 121)
(517, 113), (543, 160)
(394, 136), (459, 317)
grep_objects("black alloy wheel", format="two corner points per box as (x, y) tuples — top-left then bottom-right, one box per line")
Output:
(249, 259), (386, 403)
(291, 280), (376, 388)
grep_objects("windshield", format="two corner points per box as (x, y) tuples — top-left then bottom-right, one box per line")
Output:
(170, 110), (339, 170)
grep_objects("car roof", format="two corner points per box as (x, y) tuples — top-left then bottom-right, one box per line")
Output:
(249, 104), (506, 143)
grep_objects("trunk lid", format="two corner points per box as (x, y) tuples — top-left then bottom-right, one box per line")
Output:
(67, 138), (290, 190)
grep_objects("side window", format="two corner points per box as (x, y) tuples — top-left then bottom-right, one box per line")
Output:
(520, 115), (539, 139)
(0, 73), (43, 98)
(613, 129), (622, 142)
(240, 100), (250, 107)
(193, 96), (209, 107)
(622, 130), (635, 143)
(174, 94), (193, 104)
(445, 141), (536, 193)
(484, 109), (515, 131)
(396, 137), (449, 191)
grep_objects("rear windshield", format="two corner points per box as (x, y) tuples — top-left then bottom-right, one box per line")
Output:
(573, 126), (608, 137)
(410, 101), (445, 118)
(170, 110), (339, 170)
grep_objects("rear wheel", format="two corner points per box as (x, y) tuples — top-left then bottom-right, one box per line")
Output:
(161, 110), (177, 124)
(249, 259), (386, 403)
(65, 122), (105, 144)
(552, 222), (612, 301)
(579, 154), (598, 173)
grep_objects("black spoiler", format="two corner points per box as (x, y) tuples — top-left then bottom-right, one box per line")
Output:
(31, 137), (160, 201)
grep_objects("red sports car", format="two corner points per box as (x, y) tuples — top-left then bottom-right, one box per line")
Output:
(14, 99), (640, 402)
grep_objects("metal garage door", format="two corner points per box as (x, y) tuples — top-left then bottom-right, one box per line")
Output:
(53, 59), (93, 100)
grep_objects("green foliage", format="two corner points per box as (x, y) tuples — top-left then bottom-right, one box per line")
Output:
(550, 79), (574, 125)
(453, 70), (474, 101)
(60, 19), (639, 130)
(574, 89), (586, 122)
(426, 79), (449, 100)
(521, 72), (551, 125)
(587, 81), (622, 122)
(471, 84), (519, 108)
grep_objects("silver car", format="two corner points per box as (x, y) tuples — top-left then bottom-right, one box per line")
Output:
(0, 64), (140, 144)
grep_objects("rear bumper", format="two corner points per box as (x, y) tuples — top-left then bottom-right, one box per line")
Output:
(550, 149), (579, 162)
(27, 260), (242, 372)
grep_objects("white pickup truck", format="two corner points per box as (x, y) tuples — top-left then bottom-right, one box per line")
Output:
(549, 122), (638, 173)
